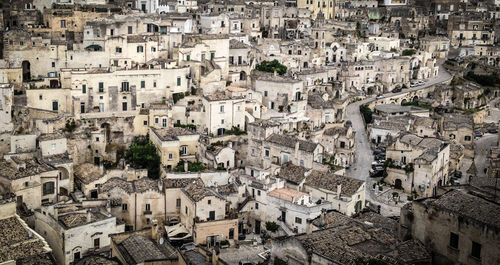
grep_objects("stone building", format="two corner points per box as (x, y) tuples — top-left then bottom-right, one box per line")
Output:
(400, 188), (500, 265)
(150, 127), (200, 169)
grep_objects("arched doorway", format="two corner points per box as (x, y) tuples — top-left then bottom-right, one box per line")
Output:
(22, 60), (31, 82)
(412, 96), (419, 102)
(239, 71), (247, 81)
(395, 179), (402, 189)
(401, 99), (407, 105)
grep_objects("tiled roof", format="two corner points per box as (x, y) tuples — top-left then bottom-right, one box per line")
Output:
(268, 188), (307, 202)
(0, 217), (49, 263)
(101, 177), (160, 194)
(278, 163), (309, 184)
(424, 189), (500, 229)
(183, 182), (220, 202)
(308, 94), (334, 109)
(164, 177), (203, 188)
(74, 163), (103, 184)
(217, 183), (238, 195)
(152, 127), (197, 141)
(74, 255), (119, 265)
(58, 210), (109, 229)
(266, 134), (318, 153)
(305, 170), (364, 197)
(119, 235), (171, 264)
(0, 158), (57, 180)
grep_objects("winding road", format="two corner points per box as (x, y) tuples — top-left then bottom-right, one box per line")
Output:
(345, 62), (453, 216)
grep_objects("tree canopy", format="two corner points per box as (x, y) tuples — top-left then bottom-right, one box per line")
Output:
(256, 60), (287, 75)
(125, 136), (160, 179)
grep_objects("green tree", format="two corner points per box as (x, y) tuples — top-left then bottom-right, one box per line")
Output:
(360, 104), (373, 123)
(256, 60), (287, 75)
(402, 49), (416, 56)
(125, 136), (160, 179)
(265, 221), (279, 232)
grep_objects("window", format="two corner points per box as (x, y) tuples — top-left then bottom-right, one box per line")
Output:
(115, 47), (122, 53)
(168, 153), (174, 160)
(146, 203), (151, 211)
(177, 77), (181, 86)
(181, 145), (188, 155)
(151, 47), (156, 52)
(209, 211), (215, 220)
(471, 241), (481, 259)
(449, 232), (459, 249)
(162, 118), (167, 128)
(257, 190), (261, 196)
(141, 81), (145, 88)
(464, 136), (471, 141)
(82, 84), (86, 94)
(143, 120), (147, 125)
(340, 141), (345, 148)
(208, 199), (211, 205)
(176, 199), (181, 208)
(295, 217), (302, 224)
(61, 20), (66, 28)
(51, 143), (56, 150)
(121, 82), (129, 92)
(229, 228), (234, 239)
(211, 52), (215, 59)
(187, 55), (191, 61)
(51, 62), (55, 68)
(94, 238), (100, 249)
(98, 82), (104, 92)
(264, 91), (268, 97)
(81, 102), (85, 113)
(122, 102), (127, 111)
(52, 101), (58, 111)
(255, 202), (259, 209)
(185, 206), (188, 214)
(137, 46), (144, 53)
(110, 29), (114, 36)
(220, 105), (224, 112)
(39, 95), (43, 100)
(265, 149), (270, 157)
(153, 81), (157, 87)
(221, 119), (224, 124)
(128, 26), (133, 34)
(43, 182), (55, 195)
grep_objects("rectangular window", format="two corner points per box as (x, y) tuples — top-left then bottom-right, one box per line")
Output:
(146, 203), (151, 211)
(153, 81), (157, 87)
(52, 62), (55, 68)
(220, 105), (224, 112)
(449, 232), (459, 249)
(43, 182), (55, 195)
(110, 29), (114, 36)
(61, 20), (66, 28)
(52, 101), (58, 111)
(162, 118), (167, 128)
(187, 55), (191, 61)
(155, 117), (159, 124)
(128, 26), (133, 34)
(94, 238), (100, 249)
(122, 102), (127, 111)
(137, 46), (144, 53)
(255, 203), (259, 209)
(98, 82), (104, 92)
(185, 206), (188, 214)
(121, 82), (129, 92)
(122, 203), (127, 211)
(209, 211), (215, 220)
(229, 228), (234, 239)
(208, 199), (211, 205)
(265, 149), (270, 157)
(211, 52), (215, 59)
(181, 145), (188, 155)
(176, 198), (181, 208)
(257, 190), (261, 196)
(115, 47), (122, 53)
(82, 84), (86, 94)
(141, 80), (145, 88)
(471, 241), (481, 259)
(80, 102), (85, 113)
(264, 91), (268, 97)
(177, 77), (181, 86)
(168, 153), (173, 160)
(295, 217), (302, 224)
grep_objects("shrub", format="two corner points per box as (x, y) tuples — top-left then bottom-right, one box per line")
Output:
(266, 221), (280, 233)
(465, 71), (499, 87)
(274, 257), (288, 265)
(173, 92), (185, 103)
(63, 119), (77, 133)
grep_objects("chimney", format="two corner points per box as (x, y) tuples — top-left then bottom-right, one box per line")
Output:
(87, 210), (92, 223)
(336, 184), (342, 199)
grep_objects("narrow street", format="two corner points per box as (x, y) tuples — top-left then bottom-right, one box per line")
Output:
(345, 62), (452, 216)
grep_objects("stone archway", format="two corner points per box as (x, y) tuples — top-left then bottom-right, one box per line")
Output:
(412, 96), (419, 102)
(22, 60), (31, 82)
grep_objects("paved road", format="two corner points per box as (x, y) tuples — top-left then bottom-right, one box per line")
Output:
(475, 134), (498, 178)
(345, 62), (452, 216)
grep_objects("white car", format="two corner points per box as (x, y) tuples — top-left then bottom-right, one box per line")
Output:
(418, 81), (425, 86)
(410, 82), (418, 87)
(376, 94), (384, 99)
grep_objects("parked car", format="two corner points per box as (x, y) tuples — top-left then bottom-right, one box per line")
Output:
(488, 128), (498, 134)
(369, 168), (385, 178)
(376, 94), (384, 99)
(392, 87), (402, 93)
(474, 131), (483, 138)
(418, 81), (425, 86)
(410, 82), (418, 87)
